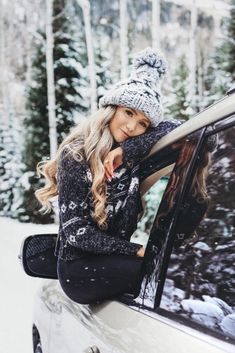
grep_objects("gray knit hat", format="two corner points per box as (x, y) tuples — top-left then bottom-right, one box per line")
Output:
(99, 47), (168, 127)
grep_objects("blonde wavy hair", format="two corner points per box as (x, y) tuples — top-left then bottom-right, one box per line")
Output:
(35, 105), (117, 230)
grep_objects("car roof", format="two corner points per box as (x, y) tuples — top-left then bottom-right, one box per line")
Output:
(146, 91), (235, 159)
(140, 92), (235, 196)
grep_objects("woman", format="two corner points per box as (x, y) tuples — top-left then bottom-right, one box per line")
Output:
(35, 47), (181, 304)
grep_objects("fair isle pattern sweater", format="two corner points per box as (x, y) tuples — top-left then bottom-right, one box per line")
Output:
(55, 119), (181, 261)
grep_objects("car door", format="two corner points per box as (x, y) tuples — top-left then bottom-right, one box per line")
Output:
(137, 116), (235, 352)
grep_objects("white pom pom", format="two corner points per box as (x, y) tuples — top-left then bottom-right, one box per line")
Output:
(131, 47), (168, 81)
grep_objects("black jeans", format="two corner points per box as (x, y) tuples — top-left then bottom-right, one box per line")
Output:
(57, 254), (143, 304)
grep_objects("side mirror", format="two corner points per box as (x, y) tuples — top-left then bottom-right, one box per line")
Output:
(19, 234), (58, 279)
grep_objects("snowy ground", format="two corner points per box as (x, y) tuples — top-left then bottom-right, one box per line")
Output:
(0, 217), (58, 353)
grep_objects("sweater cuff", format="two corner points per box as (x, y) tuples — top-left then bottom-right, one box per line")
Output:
(122, 242), (143, 256)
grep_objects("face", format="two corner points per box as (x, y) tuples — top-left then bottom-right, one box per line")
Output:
(109, 106), (150, 143)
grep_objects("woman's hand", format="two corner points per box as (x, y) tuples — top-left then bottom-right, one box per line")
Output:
(136, 246), (145, 257)
(104, 147), (123, 181)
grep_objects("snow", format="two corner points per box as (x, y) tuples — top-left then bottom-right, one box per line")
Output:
(220, 314), (235, 339)
(0, 216), (58, 353)
(181, 299), (225, 328)
(202, 296), (233, 316)
(193, 241), (212, 252)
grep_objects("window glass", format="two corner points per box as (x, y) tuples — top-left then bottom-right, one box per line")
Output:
(131, 144), (179, 250)
(131, 176), (170, 247)
(160, 126), (235, 341)
(133, 138), (190, 308)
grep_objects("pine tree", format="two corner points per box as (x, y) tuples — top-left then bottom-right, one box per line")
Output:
(54, 0), (89, 142)
(94, 38), (117, 104)
(210, 0), (235, 98)
(218, 0), (235, 83)
(0, 123), (6, 180)
(166, 55), (192, 121)
(0, 115), (25, 218)
(17, 31), (53, 223)
(18, 0), (88, 223)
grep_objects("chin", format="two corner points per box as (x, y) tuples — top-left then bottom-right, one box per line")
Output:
(112, 133), (126, 143)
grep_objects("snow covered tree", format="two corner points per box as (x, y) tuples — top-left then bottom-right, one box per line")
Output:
(0, 115), (24, 218)
(0, 123), (6, 179)
(18, 0), (89, 223)
(166, 55), (191, 121)
(46, 0), (57, 159)
(76, 0), (97, 112)
(53, 0), (89, 140)
(17, 33), (53, 223)
(204, 0), (235, 103)
(95, 42), (116, 103)
(217, 0), (235, 84)
(120, 0), (128, 79)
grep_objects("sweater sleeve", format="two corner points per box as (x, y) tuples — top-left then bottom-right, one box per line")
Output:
(57, 151), (142, 256)
(119, 119), (181, 167)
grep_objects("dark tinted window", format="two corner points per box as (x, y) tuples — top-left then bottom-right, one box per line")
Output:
(135, 135), (199, 307)
(160, 125), (235, 341)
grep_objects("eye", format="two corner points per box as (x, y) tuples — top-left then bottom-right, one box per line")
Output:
(139, 121), (148, 128)
(125, 109), (133, 117)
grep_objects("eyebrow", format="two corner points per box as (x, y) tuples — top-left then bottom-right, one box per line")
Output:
(129, 108), (138, 116)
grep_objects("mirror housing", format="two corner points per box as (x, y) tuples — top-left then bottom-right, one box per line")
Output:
(19, 234), (58, 279)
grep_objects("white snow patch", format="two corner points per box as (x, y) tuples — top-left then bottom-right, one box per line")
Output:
(220, 314), (235, 339)
(0, 216), (58, 353)
(181, 299), (224, 328)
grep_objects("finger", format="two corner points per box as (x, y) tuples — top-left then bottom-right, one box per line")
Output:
(105, 170), (112, 181)
(104, 162), (112, 177)
(109, 157), (114, 176)
(105, 161), (113, 177)
(104, 165), (112, 181)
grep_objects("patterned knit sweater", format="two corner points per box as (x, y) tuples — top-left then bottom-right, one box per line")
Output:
(55, 119), (181, 261)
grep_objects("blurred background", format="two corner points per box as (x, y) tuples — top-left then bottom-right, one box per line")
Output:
(0, 0), (234, 225)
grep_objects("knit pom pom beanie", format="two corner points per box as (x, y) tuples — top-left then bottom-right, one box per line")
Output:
(99, 47), (168, 127)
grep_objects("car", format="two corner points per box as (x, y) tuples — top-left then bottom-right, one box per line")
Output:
(19, 88), (235, 353)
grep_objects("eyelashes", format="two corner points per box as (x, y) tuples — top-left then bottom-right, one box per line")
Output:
(125, 109), (133, 117)
(125, 109), (148, 128)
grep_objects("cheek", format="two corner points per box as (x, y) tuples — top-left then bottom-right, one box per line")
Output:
(110, 114), (125, 130)
(109, 116), (117, 133)
(133, 126), (147, 137)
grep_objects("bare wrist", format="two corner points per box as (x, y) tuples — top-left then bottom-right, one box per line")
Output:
(136, 246), (145, 257)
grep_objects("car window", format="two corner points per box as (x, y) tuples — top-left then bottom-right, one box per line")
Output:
(132, 136), (198, 307)
(159, 125), (235, 342)
(131, 176), (171, 248)
(131, 145), (180, 249)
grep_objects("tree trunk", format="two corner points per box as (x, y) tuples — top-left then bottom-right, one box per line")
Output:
(0, 0), (8, 123)
(152, 0), (161, 50)
(45, 0), (57, 159)
(25, 0), (33, 86)
(188, 0), (197, 114)
(76, 0), (97, 113)
(120, 0), (128, 80)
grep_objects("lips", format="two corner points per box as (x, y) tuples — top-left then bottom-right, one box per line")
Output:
(120, 129), (130, 137)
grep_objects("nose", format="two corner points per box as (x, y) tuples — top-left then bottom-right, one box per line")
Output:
(126, 120), (137, 132)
